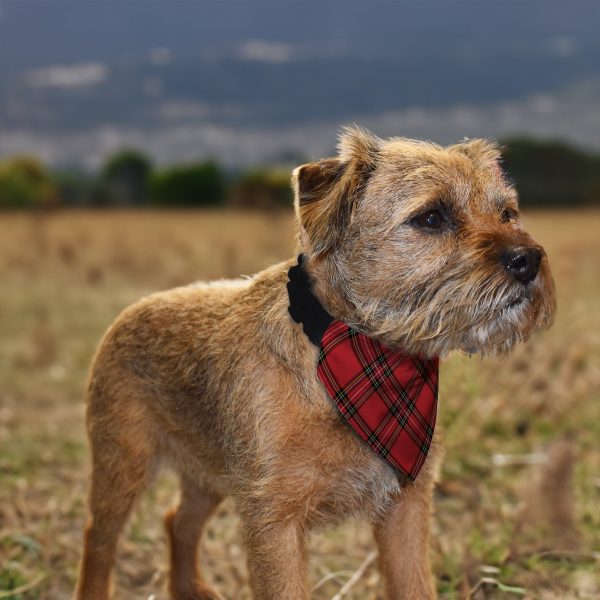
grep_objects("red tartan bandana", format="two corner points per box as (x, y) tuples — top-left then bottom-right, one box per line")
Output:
(288, 255), (439, 481)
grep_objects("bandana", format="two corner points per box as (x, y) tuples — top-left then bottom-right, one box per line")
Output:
(287, 254), (439, 481)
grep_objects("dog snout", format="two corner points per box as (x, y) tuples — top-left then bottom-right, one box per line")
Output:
(501, 245), (542, 285)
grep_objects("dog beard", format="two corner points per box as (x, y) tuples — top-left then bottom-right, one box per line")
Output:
(353, 268), (555, 358)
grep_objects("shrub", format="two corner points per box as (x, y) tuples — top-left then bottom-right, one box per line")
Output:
(101, 149), (152, 206)
(0, 156), (58, 208)
(150, 162), (225, 207)
(501, 138), (600, 207)
(229, 169), (293, 209)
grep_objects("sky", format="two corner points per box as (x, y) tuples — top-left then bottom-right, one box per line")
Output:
(0, 1), (599, 169)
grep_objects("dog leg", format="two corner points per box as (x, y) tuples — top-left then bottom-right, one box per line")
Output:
(75, 464), (153, 600)
(165, 476), (224, 600)
(373, 481), (436, 600)
(75, 386), (154, 600)
(243, 516), (308, 600)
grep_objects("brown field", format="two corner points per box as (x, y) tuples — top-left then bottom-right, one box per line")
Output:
(0, 209), (599, 600)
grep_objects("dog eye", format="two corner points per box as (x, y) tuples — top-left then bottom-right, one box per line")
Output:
(501, 208), (518, 223)
(413, 210), (444, 230)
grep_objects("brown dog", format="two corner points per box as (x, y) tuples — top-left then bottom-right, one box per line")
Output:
(74, 127), (555, 600)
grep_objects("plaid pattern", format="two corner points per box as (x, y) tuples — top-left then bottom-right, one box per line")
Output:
(317, 320), (439, 481)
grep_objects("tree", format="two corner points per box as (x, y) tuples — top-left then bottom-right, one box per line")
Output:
(229, 169), (293, 209)
(501, 138), (600, 207)
(102, 149), (152, 206)
(0, 156), (58, 208)
(150, 162), (225, 206)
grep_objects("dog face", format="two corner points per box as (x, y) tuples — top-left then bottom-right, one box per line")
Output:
(293, 127), (556, 356)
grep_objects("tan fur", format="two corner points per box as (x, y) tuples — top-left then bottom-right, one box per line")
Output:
(74, 127), (555, 600)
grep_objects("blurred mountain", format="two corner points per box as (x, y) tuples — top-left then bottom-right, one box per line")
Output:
(1, 1), (599, 169)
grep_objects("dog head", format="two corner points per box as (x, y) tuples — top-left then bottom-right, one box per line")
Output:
(293, 126), (556, 356)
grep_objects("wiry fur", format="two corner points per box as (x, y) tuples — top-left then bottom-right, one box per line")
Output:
(302, 128), (555, 357)
(75, 126), (555, 600)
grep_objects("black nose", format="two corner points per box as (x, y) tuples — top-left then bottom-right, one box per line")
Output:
(501, 246), (542, 284)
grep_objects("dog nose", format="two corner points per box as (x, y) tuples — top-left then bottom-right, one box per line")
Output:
(501, 246), (542, 284)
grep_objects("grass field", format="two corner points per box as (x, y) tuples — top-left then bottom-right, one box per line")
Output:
(0, 209), (598, 600)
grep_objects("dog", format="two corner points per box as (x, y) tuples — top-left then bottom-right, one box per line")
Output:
(74, 126), (555, 600)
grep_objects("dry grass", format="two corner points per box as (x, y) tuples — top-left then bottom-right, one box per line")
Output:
(0, 209), (598, 600)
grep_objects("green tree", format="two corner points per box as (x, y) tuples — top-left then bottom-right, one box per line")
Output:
(0, 156), (58, 208)
(229, 169), (293, 209)
(102, 149), (152, 206)
(501, 138), (600, 207)
(150, 162), (225, 206)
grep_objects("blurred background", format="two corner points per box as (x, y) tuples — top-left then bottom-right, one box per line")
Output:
(0, 2), (598, 599)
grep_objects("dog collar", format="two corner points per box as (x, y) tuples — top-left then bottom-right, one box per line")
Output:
(287, 254), (439, 482)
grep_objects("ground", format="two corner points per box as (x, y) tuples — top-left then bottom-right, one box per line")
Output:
(0, 209), (598, 600)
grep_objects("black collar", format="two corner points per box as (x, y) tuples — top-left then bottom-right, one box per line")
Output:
(287, 254), (334, 347)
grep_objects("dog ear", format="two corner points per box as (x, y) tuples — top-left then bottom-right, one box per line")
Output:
(453, 138), (502, 171)
(337, 125), (381, 169)
(293, 126), (380, 256)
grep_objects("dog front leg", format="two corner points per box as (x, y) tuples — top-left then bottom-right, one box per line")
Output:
(373, 480), (436, 600)
(243, 517), (308, 600)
